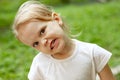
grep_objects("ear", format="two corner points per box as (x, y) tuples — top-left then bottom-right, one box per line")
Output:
(52, 12), (63, 26)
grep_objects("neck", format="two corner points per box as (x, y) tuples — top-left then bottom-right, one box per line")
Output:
(51, 39), (75, 59)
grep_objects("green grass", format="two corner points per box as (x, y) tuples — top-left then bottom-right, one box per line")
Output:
(0, 1), (120, 80)
(0, 0), (27, 27)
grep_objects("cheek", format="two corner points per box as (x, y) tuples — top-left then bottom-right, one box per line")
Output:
(48, 23), (64, 33)
(48, 27), (64, 37)
(33, 46), (41, 52)
(35, 46), (48, 53)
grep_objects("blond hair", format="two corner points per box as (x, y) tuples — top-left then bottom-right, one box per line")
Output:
(12, 1), (52, 36)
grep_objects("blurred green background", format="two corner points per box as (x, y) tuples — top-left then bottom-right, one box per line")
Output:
(0, 0), (120, 80)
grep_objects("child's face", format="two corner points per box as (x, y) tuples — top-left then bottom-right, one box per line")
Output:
(18, 19), (70, 55)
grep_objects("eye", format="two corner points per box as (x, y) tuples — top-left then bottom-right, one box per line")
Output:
(40, 28), (45, 35)
(33, 42), (39, 47)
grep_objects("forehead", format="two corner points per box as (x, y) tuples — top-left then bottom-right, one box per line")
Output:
(18, 20), (46, 45)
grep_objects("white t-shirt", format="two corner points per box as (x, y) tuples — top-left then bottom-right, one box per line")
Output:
(28, 39), (112, 80)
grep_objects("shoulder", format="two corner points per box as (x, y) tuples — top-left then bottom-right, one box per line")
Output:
(72, 39), (96, 51)
(28, 53), (51, 80)
(33, 52), (50, 64)
(73, 39), (111, 55)
(72, 39), (95, 46)
(72, 39), (112, 57)
(72, 39), (98, 60)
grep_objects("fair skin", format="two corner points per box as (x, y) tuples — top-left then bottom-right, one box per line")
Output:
(17, 13), (115, 80)
(17, 13), (75, 59)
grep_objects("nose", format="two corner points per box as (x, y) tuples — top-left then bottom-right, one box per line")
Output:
(41, 38), (47, 46)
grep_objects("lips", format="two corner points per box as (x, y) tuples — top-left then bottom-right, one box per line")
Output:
(50, 39), (57, 50)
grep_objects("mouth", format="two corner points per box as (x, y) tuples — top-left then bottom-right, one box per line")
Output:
(50, 39), (57, 50)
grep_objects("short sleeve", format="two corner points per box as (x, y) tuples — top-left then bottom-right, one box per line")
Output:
(93, 44), (112, 73)
(28, 56), (43, 80)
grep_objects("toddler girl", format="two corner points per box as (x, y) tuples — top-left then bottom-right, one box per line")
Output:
(12, 1), (115, 80)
